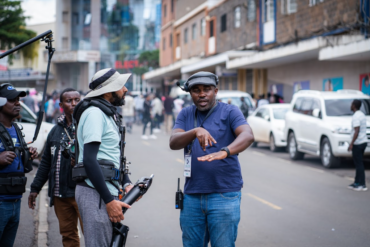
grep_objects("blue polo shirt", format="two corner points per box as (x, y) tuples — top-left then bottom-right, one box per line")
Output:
(174, 102), (247, 194)
(0, 125), (24, 200)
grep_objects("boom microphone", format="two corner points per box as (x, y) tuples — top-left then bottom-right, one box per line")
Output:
(176, 81), (186, 92)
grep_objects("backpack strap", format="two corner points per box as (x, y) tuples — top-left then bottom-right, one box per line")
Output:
(13, 123), (28, 150)
(0, 122), (15, 152)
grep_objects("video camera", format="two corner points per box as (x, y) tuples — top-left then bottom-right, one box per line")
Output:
(60, 127), (76, 160)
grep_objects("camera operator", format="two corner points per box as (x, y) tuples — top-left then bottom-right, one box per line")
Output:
(169, 72), (254, 247)
(28, 88), (83, 247)
(74, 68), (133, 247)
(0, 85), (38, 247)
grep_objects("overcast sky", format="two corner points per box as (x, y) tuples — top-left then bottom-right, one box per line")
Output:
(22, 0), (56, 25)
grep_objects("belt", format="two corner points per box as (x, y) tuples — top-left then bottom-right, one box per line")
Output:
(0, 198), (20, 202)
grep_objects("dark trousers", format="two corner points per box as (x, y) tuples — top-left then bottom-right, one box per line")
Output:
(142, 118), (153, 135)
(352, 143), (367, 186)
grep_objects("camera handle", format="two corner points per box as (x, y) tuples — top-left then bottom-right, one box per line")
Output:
(110, 174), (154, 247)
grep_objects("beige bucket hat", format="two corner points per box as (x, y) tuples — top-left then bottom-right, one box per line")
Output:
(85, 68), (131, 98)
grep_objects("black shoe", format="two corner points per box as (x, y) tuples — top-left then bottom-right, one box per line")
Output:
(347, 183), (357, 189)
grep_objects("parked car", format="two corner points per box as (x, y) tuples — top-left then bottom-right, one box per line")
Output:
(283, 90), (370, 168)
(248, 104), (290, 151)
(216, 90), (255, 115)
(15, 101), (54, 156)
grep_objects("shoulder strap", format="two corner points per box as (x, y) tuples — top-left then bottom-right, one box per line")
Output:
(13, 123), (28, 149)
(0, 122), (15, 151)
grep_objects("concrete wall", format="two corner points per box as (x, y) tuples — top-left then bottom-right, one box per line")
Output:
(275, 0), (359, 45)
(209, 0), (257, 54)
(268, 60), (370, 102)
(175, 0), (206, 20)
(55, 0), (71, 51)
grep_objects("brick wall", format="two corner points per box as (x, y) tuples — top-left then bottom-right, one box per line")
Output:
(275, 0), (359, 45)
(175, 0), (207, 20)
(160, 0), (175, 67)
(209, 0), (257, 54)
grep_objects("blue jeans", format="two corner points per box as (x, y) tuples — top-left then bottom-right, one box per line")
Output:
(0, 200), (21, 247)
(180, 191), (241, 247)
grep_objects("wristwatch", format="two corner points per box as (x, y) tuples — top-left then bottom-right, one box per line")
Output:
(220, 147), (230, 157)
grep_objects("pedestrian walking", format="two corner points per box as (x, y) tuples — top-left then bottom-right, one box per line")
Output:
(164, 94), (174, 134)
(142, 94), (156, 139)
(151, 94), (164, 133)
(0, 85), (38, 247)
(134, 94), (144, 124)
(73, 68), (133, 247)
(122, 93), (134, 133)
(169, 71), (254, 247)
(29, 88), (84, 247)
(173, 96), (184, 120)
(348, 99), (368, 191)
(21, 90), (35, 113)
(240, 96), (249, 119)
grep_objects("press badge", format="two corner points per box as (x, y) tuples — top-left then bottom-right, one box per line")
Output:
(184, 154), (191, 177)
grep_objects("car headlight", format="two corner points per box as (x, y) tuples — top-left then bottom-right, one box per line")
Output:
(332, 127), (351, 134)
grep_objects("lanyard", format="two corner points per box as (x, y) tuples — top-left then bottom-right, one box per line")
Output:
(188, 102), (218, 154)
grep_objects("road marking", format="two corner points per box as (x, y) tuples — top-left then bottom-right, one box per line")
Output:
(345, 176), (354, 181)
(277, 158), (291, 164)
(251, 151), (266, 157)
(305, 167), (324, 173)
(247, 193), (282, 210)
(176, 158), (183, 164)
(142, 141), (150, 146)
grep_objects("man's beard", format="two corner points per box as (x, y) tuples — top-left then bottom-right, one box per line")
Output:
(112, 92), (125, 106)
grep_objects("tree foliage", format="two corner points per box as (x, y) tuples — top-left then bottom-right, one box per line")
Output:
(0, 0), (38, 64)
(138, 49), (159, 69)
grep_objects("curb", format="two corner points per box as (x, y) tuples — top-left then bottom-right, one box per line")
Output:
(37, 186), (49, 246)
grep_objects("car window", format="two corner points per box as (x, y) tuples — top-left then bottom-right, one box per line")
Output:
(218, 96), (253, 108)
(293, 97), (303, 113)
(18, 106), (36, 124)
(312, 98), (321, 110)
(273, 108), (289, 119)
(255, 108), (269, 120)
(325, 99), (370, 116)
(301, 98), (313, 115)
(255, 108), (264, 118)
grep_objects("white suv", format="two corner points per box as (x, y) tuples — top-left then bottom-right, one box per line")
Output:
(283, 90), (370, 168)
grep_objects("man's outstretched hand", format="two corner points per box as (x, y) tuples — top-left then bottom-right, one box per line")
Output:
(198, 150), (228, 162)
(195, 127), (217, 151)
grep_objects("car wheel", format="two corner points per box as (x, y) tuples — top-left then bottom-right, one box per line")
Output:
(251, 142), (258, 148)
(320, 137), (340, 168)
(269, 134), (278, 152)
(288, 132), (304, 160)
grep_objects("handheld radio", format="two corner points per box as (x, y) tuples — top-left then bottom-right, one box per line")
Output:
(175, 178), (183, 210)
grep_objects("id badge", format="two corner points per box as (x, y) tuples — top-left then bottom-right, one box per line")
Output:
(184, 154), (191, 177)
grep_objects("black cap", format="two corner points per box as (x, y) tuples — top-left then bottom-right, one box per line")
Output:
(0, 84), (26, 100)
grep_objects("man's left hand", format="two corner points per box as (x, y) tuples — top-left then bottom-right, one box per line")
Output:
(29, 147), (38, 160)
(198, 151), (227, 162)
(348, 144), (353, 152)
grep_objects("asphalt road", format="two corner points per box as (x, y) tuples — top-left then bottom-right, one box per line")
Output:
(16, 124), (370, 247)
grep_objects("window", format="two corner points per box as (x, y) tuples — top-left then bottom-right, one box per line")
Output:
(256, 108), (270, 120)
(234, 7), (241, 28)
(191, 24), (197, 40)
(210, 20), (214, 37)
(273, 108), (289, 119)
(281, 0), (297, 14)
(164, 4), (167, 17)
(200, 18), (206, 36)
(169, 34), (172, 47)
(247, 0), (256, 22)
(163, 37), (166, 50)
(293, 97), (303, 113)
(72, 12), (79, 24)
(301, 98), (313, 115)
(309, 0), (324, 6)
(325, 99), (370, 116)
(62, 11), (69, 23)
(264, 0), (275, 22)
(184, 28), (188, 44)
(221, 14), (227, 32)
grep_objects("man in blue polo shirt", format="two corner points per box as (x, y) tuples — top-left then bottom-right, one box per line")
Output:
(170, 72), (254, 247)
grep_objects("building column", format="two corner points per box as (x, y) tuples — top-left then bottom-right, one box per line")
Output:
(237, 69), (246, 92)
(253, 69), (267, 97)
(91, 0), (101, 50)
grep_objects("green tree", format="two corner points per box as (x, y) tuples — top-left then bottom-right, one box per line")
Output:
(0, 0), (38, 64)
(138, 49), (159, 69)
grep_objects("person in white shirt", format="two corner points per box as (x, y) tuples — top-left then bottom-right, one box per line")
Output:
(134, 94), (144, 124)
(122, 93), (134, 133)
(151, 94), (164, 133)
(173, 97), (184, 120)
(348, 99), (368, 192)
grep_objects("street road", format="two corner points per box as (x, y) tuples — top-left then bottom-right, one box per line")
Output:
(15, 124), (370, 247)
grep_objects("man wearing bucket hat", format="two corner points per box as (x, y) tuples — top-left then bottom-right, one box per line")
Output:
(0, 84), (38, 246)
(73, 68), (133, 247)
(170, 72), (254, 247)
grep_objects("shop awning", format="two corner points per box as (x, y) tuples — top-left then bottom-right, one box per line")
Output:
(319, 38), (370, 61)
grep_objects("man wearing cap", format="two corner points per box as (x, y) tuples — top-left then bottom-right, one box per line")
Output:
(0, 84), (38, 246)
(169, 72), (254, 247)
(74, 68), (133, 247)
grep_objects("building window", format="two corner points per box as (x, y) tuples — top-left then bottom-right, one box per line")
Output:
(309, 0), (324, 6)
(234, 7), (241, 28)
(171, 0), (174, 12)
(164, 4), (167, 17)
(282, 0), (297, 14)
(247, 0), (256, 22)
(184, 28), (188, 44)
(264, 0), (275, 22)
(62, 11), (68, 23)
(72, 12), (79, 24)
(163, 38), (166, 50)
(192, 23), (197, 40)
(200, 18), (206, 36)
(210, 20), (214, 37)
(221, 14), (227, 32)
(169, 34), (172, 47)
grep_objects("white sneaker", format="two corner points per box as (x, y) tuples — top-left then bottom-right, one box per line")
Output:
(141, 135), (149, 140)
(149, 134), (157, 139)
(153, 128), (161, 133)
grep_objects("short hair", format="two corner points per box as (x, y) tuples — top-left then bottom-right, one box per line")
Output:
(60, 88), (78, 102)
(353, 99), (362, 110)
